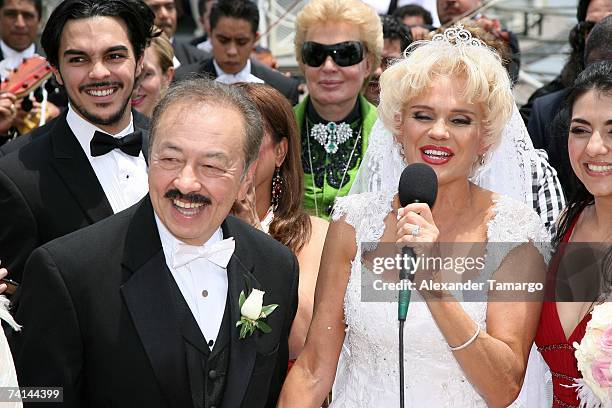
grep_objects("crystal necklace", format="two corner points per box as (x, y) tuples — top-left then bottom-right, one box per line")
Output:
(310, 121), (353, 154)
(306, 121), (362, 217)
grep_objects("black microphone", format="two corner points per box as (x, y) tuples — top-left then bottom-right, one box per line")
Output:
(397, 163), (438, 320)
(397, 163), (438, 408)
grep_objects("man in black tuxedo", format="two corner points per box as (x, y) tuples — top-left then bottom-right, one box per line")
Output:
(144, 0), (209, 67)
(10, 77), (299, 408)
(0, 0), (156, 283)
(175, 0), (299, 105)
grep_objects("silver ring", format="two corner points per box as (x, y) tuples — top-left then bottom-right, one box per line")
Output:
(411, 225), (420, 237)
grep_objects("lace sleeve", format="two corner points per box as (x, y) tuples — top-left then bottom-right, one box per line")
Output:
(332, 190), (396, 250)
(488, 195), (552, 264)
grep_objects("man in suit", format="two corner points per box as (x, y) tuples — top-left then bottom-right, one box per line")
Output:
(144, 0), (209, 68)
(10, 77), (299, 408)
(175, 0), (299, 105)
(0, 0), (156, 283)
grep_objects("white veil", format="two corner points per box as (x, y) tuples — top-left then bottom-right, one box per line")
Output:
(350, 104), (533, 203)
(349, 107), (553, 406)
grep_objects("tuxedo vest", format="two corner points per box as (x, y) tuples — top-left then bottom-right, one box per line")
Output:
(170, 275), (231, 408)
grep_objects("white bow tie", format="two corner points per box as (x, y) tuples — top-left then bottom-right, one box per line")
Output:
(172, 238), (235, 269)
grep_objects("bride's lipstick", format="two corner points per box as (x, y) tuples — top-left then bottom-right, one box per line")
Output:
(420, 145), (454, 165)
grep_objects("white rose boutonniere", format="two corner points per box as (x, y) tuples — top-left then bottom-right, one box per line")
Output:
(236, 289), (278, 339)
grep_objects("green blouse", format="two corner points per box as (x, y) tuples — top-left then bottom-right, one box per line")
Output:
(294, 95), (378, 220)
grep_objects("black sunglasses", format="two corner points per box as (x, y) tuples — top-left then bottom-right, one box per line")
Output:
(301, 41), (365, 67)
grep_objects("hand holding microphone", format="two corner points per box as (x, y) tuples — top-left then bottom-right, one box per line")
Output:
(395, 163), (438, 321)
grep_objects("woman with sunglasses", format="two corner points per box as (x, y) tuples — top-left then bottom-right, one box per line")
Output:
(293, 0), (382, 220)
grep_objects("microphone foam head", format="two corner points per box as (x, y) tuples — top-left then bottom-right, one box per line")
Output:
(398, 163), (438, 207)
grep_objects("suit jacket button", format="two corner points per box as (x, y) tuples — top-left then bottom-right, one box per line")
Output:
(208, 369), (217, 379)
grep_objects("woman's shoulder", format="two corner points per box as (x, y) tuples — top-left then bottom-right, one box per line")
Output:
(489, 194), (551, 243)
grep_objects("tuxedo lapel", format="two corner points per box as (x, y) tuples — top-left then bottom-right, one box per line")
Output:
(221, 217), (261, 407)
(120, 197), (193, 408)
(49, 114), (113, 223)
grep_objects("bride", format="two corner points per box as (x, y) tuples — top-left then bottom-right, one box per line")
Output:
(278, 26), (550, 407)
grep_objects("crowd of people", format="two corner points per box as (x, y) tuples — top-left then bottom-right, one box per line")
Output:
(0, 0), (609, 407)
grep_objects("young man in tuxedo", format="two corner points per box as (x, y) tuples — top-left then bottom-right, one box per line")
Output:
(0, 0), (156, 283)
(144, 0), (209, 68)
(10, 78), (299, 408)
(175, 0), (299, 105)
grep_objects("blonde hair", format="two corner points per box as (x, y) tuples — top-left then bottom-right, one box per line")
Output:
(378, 34), (513, 154)
(294, 0), (383, 72)
(149, 30), (174, 74)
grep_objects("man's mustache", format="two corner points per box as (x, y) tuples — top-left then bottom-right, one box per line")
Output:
(164, 189), (212, 205)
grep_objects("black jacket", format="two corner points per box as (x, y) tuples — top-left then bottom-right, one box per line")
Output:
(9, 197), (298, 408)
(0, 110), (150, 282)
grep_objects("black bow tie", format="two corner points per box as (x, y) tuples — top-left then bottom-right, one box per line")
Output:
(90, 130), (142, 157)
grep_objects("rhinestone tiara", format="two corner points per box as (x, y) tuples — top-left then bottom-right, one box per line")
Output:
(430, 24), (486, 47)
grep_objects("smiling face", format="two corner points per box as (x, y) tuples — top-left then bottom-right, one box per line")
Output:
(131, 46), (173, 117)
(148, 101), (254, 245)
(0, 0), (39, 51)
(53, 16), (142, 133)
(568, 89), (612, 198)
(303, 22), (372, 112)
(211, 16), (256, 75)
(398, 75), (486, 186)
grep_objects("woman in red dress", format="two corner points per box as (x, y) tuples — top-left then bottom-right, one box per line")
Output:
(535, 60), (612, 407)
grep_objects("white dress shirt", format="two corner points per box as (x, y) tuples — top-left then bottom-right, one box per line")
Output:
(213, 59), (264, 85)
(0, 40), (36, 79)
(67, 105), (148, 213)
(156, 216), (228, 348)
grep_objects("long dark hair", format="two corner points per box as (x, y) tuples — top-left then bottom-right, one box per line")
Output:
(236, 83), (312, 253)
(552, 61), (612, 249)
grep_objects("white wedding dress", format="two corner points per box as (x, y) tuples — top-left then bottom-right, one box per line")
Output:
(329, 190), (550, 407)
